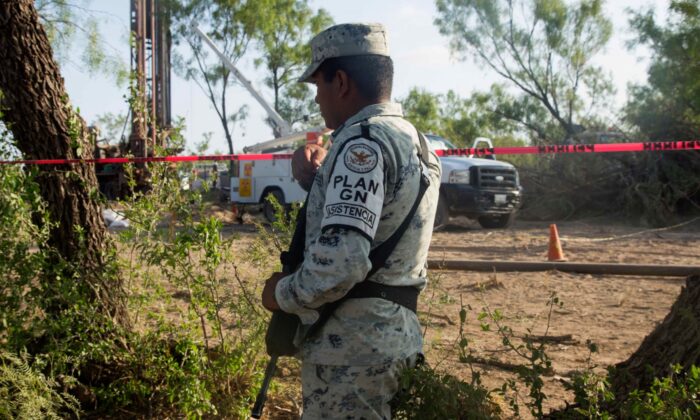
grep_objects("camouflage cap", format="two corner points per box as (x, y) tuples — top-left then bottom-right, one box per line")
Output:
(298, 23), (389, 83)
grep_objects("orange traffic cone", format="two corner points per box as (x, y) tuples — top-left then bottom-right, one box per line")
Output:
(547, 224), (567, 262)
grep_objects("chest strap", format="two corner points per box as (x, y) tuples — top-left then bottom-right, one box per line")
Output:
(344, 281), (419, 313)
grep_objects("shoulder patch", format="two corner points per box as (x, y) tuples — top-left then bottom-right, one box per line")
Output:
(322, 138), (385, 240)
(344, 143), (378, 173)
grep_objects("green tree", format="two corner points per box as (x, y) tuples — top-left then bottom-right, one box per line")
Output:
(168, 0), (262, 155)
(401, 87), (533, 168)
(35, 0), (128, 85)
(626, 0), (700, 139)
(1, 0), (129, 326)
(435, 0), (614, 143)
(400, 87), (524, 147)
(620, 0), (700, 223)
(253, 0), (332, 130)
(92, 112), (128, 144)
(400, 88), (443, 135)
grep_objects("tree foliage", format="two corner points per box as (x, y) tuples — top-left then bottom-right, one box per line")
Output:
(253, 0), (332, 129)
(400, 87), (525, 146)
(168, 0), (331, 150)
(617, 0), (700, 224)
(35, 0), (128, 85)
(92, 112), (128, 144)
(168, 0), (262, 154)
(400, 87), (533, 168)
(435, 0), (614, 143)
(626, 0), (700, 139)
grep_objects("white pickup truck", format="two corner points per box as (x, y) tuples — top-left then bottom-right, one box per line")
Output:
(426, 134), (522, 229)
(226, 132), (312, 222)
(226, 133), (522, 229)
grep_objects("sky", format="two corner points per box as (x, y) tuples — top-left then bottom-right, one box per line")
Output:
(61, 0), (666, 154)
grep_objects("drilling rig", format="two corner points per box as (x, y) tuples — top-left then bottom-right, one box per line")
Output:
(95, 0), (172, 198)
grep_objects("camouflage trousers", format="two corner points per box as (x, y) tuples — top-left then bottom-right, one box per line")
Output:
(300, 355), (419, 420)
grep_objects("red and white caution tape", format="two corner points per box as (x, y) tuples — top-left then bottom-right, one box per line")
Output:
(436, 140), (700, 157)
(1, 140), (698, 166)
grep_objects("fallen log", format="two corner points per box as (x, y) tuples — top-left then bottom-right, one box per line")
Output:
(427, 260), (700, 277)
(462, 355), (555, 376)
(521, 334), (579, 345)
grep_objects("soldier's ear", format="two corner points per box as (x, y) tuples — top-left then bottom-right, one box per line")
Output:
(334, 69), (351, 98)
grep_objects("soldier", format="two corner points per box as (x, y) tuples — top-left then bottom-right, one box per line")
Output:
(261, 23), (441, 419)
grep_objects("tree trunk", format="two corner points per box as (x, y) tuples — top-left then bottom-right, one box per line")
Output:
(610, 275), (700, 400)
(0, 0), (129, 327)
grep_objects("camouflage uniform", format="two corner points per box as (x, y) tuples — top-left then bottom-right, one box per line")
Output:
(276, 23), (442, 419)
(301, 355), (420, 419)
(296, 23), (389, 84)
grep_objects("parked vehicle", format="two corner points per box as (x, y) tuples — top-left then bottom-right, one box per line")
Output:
(230, 133), (310, 222)
(427, 134), (522, 229)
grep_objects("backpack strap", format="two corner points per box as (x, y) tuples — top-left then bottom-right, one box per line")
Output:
(363, 122), (431, 279)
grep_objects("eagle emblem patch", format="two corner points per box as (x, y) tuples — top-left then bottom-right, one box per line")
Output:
(344, 144), (378, 173)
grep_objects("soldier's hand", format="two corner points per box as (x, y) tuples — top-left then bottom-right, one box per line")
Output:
(261, 272), (286, 311)
(292, 144), (327, 192)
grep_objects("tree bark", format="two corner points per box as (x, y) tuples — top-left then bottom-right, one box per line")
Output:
(0, 0), (129, 327)
(610, 275), (700, 400)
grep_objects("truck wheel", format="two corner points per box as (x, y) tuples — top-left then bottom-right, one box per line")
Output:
(477, 213), (515, 229)
(263, 189), (285, 223)
(434, 195), (449, 229)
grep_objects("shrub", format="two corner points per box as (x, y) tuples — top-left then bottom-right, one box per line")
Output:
(0, 350), (80, 419)
(100, 160), (268, 417)
(620, 364), (700, 418)
(391, 362), (500, 419)
(1, 157), (271, 418)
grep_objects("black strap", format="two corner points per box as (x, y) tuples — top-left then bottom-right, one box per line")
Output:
(345, 282), (419, 313)
(361, 122), (371, 139)
(365, 123), (431, 279)
(280, 195), (309, 272)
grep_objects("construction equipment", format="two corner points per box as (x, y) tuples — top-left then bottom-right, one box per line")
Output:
(95, 0), (172, 198)
(129, 0), (172, 158)
(193, 26), (292, 138)
(193, 26), (326, 220)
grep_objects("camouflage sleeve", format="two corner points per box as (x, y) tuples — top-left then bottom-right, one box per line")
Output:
(275, 138), (385, 324)
(275, 227), (373, 324)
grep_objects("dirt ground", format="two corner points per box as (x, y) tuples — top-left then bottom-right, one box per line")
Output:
(423, 216), (699, 417)
(213, 208), (700, 418)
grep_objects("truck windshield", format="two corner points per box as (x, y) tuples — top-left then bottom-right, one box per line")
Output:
(425, 134), (457, 151)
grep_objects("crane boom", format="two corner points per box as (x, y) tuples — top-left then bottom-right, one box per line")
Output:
(193, 26), (293, 137)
